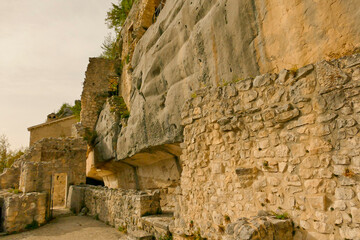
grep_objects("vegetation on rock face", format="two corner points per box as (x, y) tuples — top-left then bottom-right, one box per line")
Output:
(7, 188), (22, 194)
(118, 225), (127, 233)
(55, 100), (81, 121)
(105, 0), (135, 32)
(83, 128), (98, 149)
(25, 220), (39, 230)
(100, 33), (120, 60)
(159, 233), (173, 240)
(0, 134), (25, 173)
(109, 96), (130, 119)
(100, 0), (135, 60)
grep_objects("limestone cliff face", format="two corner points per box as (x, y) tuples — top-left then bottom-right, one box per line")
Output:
(114, 0), (360, 161)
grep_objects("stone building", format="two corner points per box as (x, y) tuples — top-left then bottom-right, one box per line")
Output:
(28, 115), (77, 146)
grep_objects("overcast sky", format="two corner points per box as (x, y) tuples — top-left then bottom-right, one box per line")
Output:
(0, 0), (115, 149)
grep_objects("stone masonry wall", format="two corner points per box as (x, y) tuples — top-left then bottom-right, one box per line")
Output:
(19, 138), (87, 194)
(27, 116), (77, 146)
(0, 166), (20, 189)
(80, 58), (116, 130)
(176, 54), (360, 239)
(67, 185), (161, 232)
(2, 192), (47, 233)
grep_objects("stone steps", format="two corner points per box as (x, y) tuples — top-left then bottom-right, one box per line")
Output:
(52, 207), (75, 218)
(126, 230), (155, 240)
(140, 213), (174, 238)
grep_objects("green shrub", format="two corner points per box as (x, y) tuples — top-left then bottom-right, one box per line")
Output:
(105, 0), (135, 32)
(25, 220), (39, 230)
(274, 212), (289, 220)
(118, 225), (127, 233)
(71, 100), (81, 121)
(109, 96), (130, 119)
(83, 128), (98, 148)
(159, 233), (173, 240)
(100, 0), (135, 58)
(7, 188), (22, 194)
(54, 100), (81, 121)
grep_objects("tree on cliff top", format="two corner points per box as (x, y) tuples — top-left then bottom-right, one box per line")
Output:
(105, 0), (135, 32)
(100, 0), (135, 59)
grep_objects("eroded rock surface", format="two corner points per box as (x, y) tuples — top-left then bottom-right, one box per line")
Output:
(114, 0), (360, 161)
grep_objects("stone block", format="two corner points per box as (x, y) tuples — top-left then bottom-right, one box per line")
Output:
(350, 207), (360, 223)
(275, 108), (300, 123)
(332, 155), (350, 165)
(335, 187), (355, 200)
(307, 195), (326, 210)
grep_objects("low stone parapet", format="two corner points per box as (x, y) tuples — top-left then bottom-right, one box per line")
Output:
(67, 185), (161, 232)
(1, 192), (47, 233)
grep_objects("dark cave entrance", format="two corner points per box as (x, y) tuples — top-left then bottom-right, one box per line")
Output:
(86, 177), (105, 186)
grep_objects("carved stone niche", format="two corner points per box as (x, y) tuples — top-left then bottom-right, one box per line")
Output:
(235, 167), (258, 187)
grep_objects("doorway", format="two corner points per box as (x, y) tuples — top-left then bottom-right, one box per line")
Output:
(51, 173), (67, 208)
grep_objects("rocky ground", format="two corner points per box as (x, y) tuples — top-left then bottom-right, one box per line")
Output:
(1, 216), (125, 240)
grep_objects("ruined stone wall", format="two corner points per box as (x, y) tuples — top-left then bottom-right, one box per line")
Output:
(19, 138), (87, 194)
(2, 192), (47, 233)
(27, 116), (77, 146)
(0, 166), (20, 189)
(175, 54), (360, 239)
(67, 185), (161, 232)
(80, 58), (116, 130)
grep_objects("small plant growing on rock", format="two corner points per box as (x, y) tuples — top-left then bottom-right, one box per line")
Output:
(189, 220), (194, 228)
(159, 233), (173, 240)
(118, 225), (127, 233)
(109, 96), (130, 119)
(224, 215), (231, 223)
(262, 161), (270, 169)
(274, 212), (289, 220)
(7, 188), (22, 194)
(191, 92), (197, 98)
(83, 128), (98, 149)
(25, 220), (39, 230)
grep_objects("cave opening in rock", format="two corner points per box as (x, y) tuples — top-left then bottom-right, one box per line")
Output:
(86, 177), (105, 186)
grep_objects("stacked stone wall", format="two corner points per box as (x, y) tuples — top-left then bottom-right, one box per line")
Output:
(0, 166), (20, 189)
(80, 58), (116, 130)
(2, 192), (47, 233)
(19, 138), (87, 193)
(176, 54), (360, 239)
(67, 185), (161, 232)
(28, 116), (78, 146)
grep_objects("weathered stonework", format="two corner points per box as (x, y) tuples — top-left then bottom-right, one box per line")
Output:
(80, 58), (117, 130)
(67, 185), (165, 234)
(27, 115), (78, 146)
(175, 54), (360, 239)
(113, 0), (360, 165)
(0, 138), (86, 233)
(0, 192), (47, 233)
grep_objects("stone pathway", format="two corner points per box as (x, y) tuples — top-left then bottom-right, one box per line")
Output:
(1, 216), (125, 240)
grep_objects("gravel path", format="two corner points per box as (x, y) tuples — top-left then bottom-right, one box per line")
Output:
(1, 216), (125, 240)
